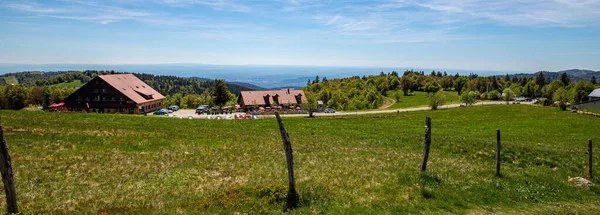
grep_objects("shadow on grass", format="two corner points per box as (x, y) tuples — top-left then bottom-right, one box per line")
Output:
(419, 172), (441, 199)
(197, 182), (331, 213)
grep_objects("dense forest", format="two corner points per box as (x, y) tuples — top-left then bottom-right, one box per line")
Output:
(304, 70), (598, 111)
(0, 85), (75, 110)
(505, 69), (599, 83)
(0, 70), (250, 110)
(1, 70), (251, 95)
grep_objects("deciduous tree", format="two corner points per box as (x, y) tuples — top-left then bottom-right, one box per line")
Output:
(553, 87), (569, 110)
(301, 92), (319, 117)
(453, 77), (468, 95)
(503, 88), (514, 104)
(460, 91), (477, 105)
(428, 90), (446, 110)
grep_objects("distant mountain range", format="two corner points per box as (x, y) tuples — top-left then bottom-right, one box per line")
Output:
(189, 78), (288, 90)
(502, 69), (599, 82)
(188, 78), (300, 90)
(228, 82), (266, 90)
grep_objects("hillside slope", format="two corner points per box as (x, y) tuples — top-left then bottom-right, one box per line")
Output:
(0, 76), (18, 85)
(505, 69), (599, 82)
(1, 105), (598, 214)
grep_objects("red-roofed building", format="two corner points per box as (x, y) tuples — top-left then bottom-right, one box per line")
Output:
(63, 74), (165, 114)
(238, 89), (306, 111)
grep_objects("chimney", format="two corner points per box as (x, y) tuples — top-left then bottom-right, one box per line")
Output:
(287, 88), (290, 94)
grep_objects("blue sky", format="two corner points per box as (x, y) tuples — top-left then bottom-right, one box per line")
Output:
(1, 0), (599, 72)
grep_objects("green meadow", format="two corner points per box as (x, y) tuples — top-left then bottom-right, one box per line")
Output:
(50, 80), (83, 89)
(386, 91), (461, 110)
(582, 108), (600, 115)
(0, 105), (599, 214)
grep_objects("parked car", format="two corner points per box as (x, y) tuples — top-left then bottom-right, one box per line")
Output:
(154, 109), (168, 115)
(167, 105), (180, 111)
(195, 105), (209, 114)
(324, 108), (336, 113)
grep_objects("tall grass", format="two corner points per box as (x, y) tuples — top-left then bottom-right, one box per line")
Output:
(0, 105), (598, 214)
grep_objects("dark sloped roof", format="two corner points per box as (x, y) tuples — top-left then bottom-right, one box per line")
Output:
(240, 89), (306, 106)
(99, 74), (165, 104)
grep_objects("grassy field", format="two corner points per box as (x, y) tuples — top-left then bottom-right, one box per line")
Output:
(386, 90), (461, 110)
(51, 80), (83, 88)
(582, 108), (600, 115)
(0, 76), (18, 85)
(0, 105), (599, 214)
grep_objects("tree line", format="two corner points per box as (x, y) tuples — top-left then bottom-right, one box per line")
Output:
(304, 70), (598, 111)
(162, 79), (239, 109)
(0, 71), (249, 110)
(1, 70), (252, 96)
(0, 85), (75, 110)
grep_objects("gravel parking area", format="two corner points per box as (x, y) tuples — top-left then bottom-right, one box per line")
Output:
(167, 109), (237, 119)
(151, 102), (531, 119)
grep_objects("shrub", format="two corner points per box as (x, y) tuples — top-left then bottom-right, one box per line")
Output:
(503, 88), (515, 104)
(460, 91), (477, 106)
(428, 90), (446, 110)
(488, 90), (500, 100)
(552, 87), (569, 111)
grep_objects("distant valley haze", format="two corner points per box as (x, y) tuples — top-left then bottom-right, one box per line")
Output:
(0, 63), (532, 89)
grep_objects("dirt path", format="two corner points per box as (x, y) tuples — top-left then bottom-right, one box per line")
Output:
(379, 97), (396, 109)
(278, 101), (533, 118)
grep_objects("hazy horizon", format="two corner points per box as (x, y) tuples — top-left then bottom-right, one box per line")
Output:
(0, 63), (587, 88)
(2, 1), (600, 72)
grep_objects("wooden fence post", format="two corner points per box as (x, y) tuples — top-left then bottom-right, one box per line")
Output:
(274, 112), (299, 209)
(0, 118), (18, 214)
(589, 139), (593, 179)
(420, 117), (431, 172)
(496, 129), (501, 177)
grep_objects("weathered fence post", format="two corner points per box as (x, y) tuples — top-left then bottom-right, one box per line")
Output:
(0, 118), (18, 214)
(420, 117), (432, 172)
(496, 129), (501, 177)
(274, 112), (299, 210)
(589, 139), (593, 179)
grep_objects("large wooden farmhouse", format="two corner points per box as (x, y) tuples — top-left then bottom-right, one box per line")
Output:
(238, 89), (306, 111)
(63, 74), (165, 114)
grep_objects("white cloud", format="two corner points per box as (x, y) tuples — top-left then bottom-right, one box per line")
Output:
(5, 0), (600, 44)
(305, 0), (600, 44)
(157, 0), (250, 12)
(4, 2), (64, 13)
(412, 0), (600, 27)
(325, 15), (341, 25)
